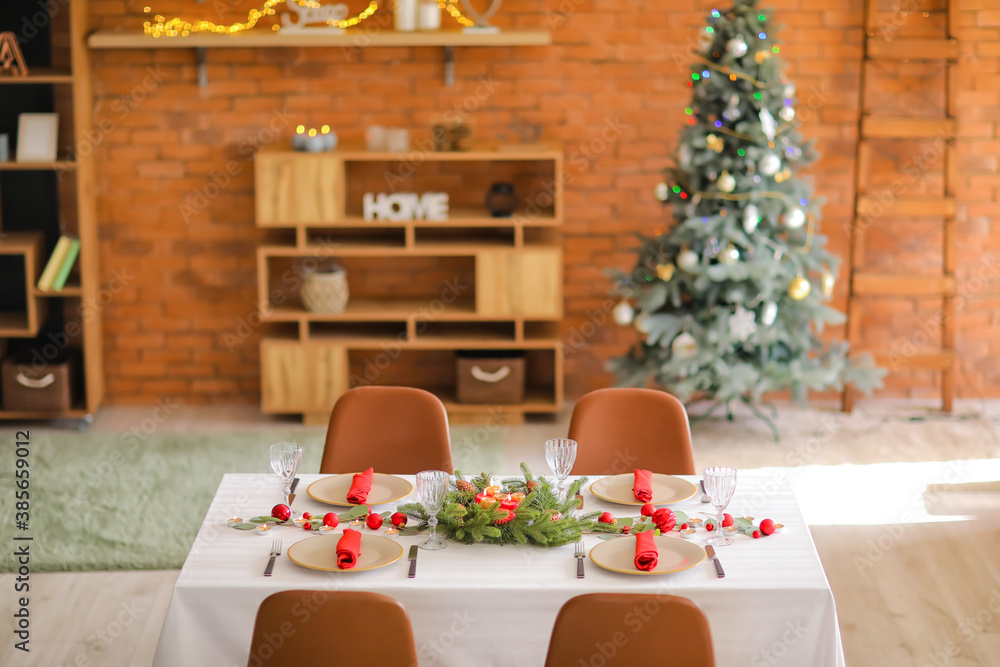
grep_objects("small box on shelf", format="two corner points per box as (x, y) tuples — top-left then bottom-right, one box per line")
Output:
(1, 347), (81, 412)
(455, 351), (525, 405)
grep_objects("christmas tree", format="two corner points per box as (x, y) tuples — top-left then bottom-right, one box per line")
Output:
(607, 0), (884, 431)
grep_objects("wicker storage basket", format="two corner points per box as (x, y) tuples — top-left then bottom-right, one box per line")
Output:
(2, 348), (80, 412)
(455, 351), (525, 404)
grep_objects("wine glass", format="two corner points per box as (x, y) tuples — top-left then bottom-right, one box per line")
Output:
(269, 442), (302, 510)
(545, 438), (577, 499)
(417, 470), (450, 551)
(702, 466), (737, 547)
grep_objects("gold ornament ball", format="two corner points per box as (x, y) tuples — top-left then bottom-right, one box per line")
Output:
(719, 244), (740, 265)
(677, 248), (700, 271)
(789, 275), (811, 300)
(706, 134), (724, 153)
(717, 171), (736, 193)
(671, 332), (699, 359)
(656, 262), (676, 281)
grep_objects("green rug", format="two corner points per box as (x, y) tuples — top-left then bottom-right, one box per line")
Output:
(0, 427), (504, 573)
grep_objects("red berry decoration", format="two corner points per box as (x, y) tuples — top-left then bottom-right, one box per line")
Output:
(322, 513), (339, 528)
(705, 522), (715, 532)
(271, 504), (291, 522)
(752, 530), (761, 539)
(366, 513), (383, 530)
(390, 512), (408, 528)
(303, 522), (312, 531)
(640, 503), (655, 518)
(722, 513), (734, 527)
(759, 518), (776, 536)
(652, 508), (676, 532)
(598, 512), (617, 525)
(622, 525), (631, 534)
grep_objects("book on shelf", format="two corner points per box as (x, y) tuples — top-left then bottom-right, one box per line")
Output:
(36, 235), (79, 292)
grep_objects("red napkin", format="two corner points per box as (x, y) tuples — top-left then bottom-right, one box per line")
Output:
(347, 467), (374, 504)
(634, 531), (658, 572)
(336, 529), (362, 569)
(633, 469), (653, 503)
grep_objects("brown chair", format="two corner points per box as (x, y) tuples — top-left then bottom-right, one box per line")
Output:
(320, 386), (454, 474)
(567, 388), (695, 475)
(544, 593), (716, 667)
(247, 590), (418, 667)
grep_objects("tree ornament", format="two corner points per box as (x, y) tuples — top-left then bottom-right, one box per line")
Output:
(789, 275), (811, 300)
(780, 106), (796, 122)
(726, 37), (748, 57)
(759, 153), (782, 176)
(785, 207), (806, 229)
(722, 94), (742, 121)
(634, 313), (651, 334)
(390, 512), (408, 527)
(717, 171), (736, 193)
(755, 49), (771, 64)
(761, 301), (778, 326)
(656, 262), (676, 281)
(719, 243), (740, 265)
(743, 204), (760, 233)
(774, 168), (792, 183)
(822, 269), (836, 298)
(706, 134), (724, 153)
(671, 332), (698, 359)
(729, 306), (757, 341)
(679, 143), (693, 167)
(612, 301), (635, 326)
(759, 108), (776, 141)
(677, 248), (700, 271)
(654, 182), (669, 202)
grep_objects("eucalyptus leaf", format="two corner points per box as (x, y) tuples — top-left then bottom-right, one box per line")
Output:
(673, 510), (689, 525)
(619, 517), (635, 527)
(598, 534), (620, 541)
(232, 523), (257, 530)
(250, 516), (277, 523)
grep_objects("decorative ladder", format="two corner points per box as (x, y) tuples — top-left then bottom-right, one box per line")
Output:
(843, 0), (958, 412)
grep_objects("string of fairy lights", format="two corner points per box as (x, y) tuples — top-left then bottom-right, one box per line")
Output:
(141, 1), (474, 37)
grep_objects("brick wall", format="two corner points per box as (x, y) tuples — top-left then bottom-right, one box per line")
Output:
(87, 0), (1000, 406)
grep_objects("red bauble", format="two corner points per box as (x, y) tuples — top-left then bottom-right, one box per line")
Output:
(391, 512), (408, 527)
(622, 525), (631, 534)
(302, 512), (312, 520)
(680, 523), (689, 530)
(759, 519), (776, 536)
(303, 522), (312, 531)
(598, 512), (617, 525)
(722, 513), (734, 527)
(652, 508), (676, 532)
(271, 504), (291, 522)
(752, 530), (761, 539)
(640, 503), (656, 518)
(323, 513), (339, 528)
(705, 522), (715, 532)
(366, 513), (383, 529)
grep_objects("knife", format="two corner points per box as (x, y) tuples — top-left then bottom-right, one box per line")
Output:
(699, 479), (711, 503)
(408, 545), (418, 578)
(289, 478), (300, 506)
(705, 545), (725, 578)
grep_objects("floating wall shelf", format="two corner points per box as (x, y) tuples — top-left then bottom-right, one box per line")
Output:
(87, 28), (552, 86)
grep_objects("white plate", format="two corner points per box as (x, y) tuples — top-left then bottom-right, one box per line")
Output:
(590, 473), (697, 506)
(307, 473), (414, 506)
(286, 534), (404, 572)
(589, 534), (706, 575)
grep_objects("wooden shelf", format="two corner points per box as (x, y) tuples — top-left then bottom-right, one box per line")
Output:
(335, 144), (562, 161)
(0, 158), (78, 171)
(0, 68), (74, 84)
(268, 298), (478, 322)
(0, 405), (90, 420)
(88, 28), (552, 50)
(0, 312), (31, 336)
(440, 387), (560, 414)
(33, 285), (84, 297)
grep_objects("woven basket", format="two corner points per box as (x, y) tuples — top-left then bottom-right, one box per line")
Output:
(301, 267), (349, 314)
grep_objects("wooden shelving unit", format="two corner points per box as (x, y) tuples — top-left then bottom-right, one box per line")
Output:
(255, 145), (564, 424)
(0, 0), (103, 424)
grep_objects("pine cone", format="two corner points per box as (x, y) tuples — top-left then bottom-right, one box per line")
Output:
(525, 480), (541, 492)
(456, 480), (475, 493)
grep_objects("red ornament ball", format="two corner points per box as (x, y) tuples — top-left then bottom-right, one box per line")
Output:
(705, 522), (715, 532)
(640, 503), (656, 518)
(322, 513), (339, 528)
(622, 525), (631, 534)
(652, 508), (676, 532)
(302, 522), (312, 531)
(680, 523), (689, 530)
(752, 530), (761, 539)
(759, 518), (776, 536)
(301, 512), (312, 521)
(390, 512), (408, 528)
(271, 504), (291, 522)
(598, 512), (617, 525)
(722, 513), (734, 527)
(366, 513), (383, 530)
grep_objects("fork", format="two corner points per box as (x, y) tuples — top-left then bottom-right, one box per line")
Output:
(574, 541), (586, 579)
(264, 538), (282, 577)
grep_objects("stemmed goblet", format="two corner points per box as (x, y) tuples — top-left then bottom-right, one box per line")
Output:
(545, 438), (578, 499)
(417, 470), (450, 551)
(269, 442), (302, 512)
(702, 466), (738, 547)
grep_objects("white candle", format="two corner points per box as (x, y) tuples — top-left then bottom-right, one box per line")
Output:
(394, 0), (417, 31)
(418, 1), (441, 30)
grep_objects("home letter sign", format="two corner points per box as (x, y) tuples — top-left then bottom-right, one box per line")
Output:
(363, 193), (450, 221)
(281, 2), (350, 31)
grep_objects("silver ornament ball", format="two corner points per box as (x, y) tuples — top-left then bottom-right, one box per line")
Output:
(785, 207), (806, 229)
(612, 301), (635, 326)
(726, 37), (748, 57)
(759, 153), (782, 176)
(717, 172), (736, 193)
(654, 182), (669, 202)
(677, 249), (700, 271)
(780, 106), (796, 122)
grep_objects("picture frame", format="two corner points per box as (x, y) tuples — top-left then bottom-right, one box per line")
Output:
(16, 113), (59, 163)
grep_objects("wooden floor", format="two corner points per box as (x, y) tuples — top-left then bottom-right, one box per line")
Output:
(1, 400), (999, 666)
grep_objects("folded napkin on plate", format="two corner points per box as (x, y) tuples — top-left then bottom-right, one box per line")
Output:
(633, 469), (653, 503)
(634, 530), (658, 571)
(347, 467), (374, 504)
(336, 529), (362, 569)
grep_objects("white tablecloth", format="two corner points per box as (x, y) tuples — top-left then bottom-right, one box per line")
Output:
(152, 470), (845, 667)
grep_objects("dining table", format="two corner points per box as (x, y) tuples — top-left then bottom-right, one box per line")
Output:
(151, 469), (846, 667)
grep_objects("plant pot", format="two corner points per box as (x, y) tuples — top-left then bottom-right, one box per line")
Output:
(301, 267), (349, 314)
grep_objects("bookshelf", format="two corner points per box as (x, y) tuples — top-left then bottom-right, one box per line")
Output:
(0, 0), (102, 424)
